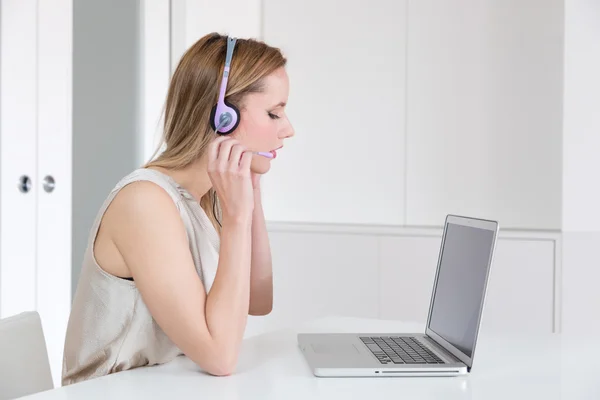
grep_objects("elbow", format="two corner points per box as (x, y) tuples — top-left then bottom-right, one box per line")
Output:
(206, 362), (235, 377)
(201, 345), (239, 377)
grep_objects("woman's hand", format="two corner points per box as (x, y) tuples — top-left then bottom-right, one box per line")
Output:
(207, 136), (255, 224)
(110, 136), (256, 376)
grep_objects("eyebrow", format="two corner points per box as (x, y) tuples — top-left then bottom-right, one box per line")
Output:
(269, 101), (287, 109)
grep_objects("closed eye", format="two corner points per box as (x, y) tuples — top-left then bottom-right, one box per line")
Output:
(268, 112), (280, 120)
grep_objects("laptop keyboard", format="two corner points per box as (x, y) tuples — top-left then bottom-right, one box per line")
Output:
(360, 336), (445, 365)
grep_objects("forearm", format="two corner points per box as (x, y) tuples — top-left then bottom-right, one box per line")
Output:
(204, 217), (252, 364)
(249, 190), (273, 315)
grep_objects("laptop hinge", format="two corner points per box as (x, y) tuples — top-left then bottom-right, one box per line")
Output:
(423, 335), (463, 365)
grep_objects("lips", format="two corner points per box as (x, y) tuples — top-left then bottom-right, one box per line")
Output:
(270, 146), (283, 159)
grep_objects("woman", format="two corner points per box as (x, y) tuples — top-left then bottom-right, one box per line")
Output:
(62, 32), (294, 385)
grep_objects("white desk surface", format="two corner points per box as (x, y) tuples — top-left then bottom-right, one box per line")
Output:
(22, 316), (600, 400)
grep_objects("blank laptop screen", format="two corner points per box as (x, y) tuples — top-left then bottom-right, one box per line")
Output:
(427, 223), (495, 358)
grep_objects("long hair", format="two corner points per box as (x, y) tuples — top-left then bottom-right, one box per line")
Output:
(144, 33), (287, 229)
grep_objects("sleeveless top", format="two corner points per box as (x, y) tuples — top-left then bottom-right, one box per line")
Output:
(61, 168), (220, 386)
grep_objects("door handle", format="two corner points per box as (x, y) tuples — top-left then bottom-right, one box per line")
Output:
(43, 175), (55, 193)
(18, 175), (32, 193)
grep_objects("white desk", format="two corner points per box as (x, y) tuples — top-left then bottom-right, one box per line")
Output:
(21, 317), (600, 400)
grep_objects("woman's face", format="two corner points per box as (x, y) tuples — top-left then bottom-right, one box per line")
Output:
(233, 67), (294, 174)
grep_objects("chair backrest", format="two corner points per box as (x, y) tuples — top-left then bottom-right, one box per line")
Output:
(0, 311), (54, 399)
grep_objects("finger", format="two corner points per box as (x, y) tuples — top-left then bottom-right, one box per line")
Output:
(239, 151), (253, 172)
(229, 144), (246, 170)
(208, 136), (231, 165)
(217, 139), (238, 171)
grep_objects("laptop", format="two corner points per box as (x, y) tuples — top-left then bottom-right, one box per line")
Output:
(297, 214), (499, 377)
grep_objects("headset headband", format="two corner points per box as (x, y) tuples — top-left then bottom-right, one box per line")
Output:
(211, 36), (240, 134)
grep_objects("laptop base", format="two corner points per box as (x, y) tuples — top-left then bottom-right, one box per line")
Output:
(298, 332), (468, 378)
(311, 367), (468, 378)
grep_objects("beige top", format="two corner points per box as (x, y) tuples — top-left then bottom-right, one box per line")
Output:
(62, 168), (220, 386)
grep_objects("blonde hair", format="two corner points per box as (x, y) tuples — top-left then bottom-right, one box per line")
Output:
(144, 33), (287, 229)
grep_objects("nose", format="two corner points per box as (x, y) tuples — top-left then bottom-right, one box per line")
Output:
(279, 119), (295, 139)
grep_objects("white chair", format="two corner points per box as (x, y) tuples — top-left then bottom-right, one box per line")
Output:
(0, 311), (54, 399)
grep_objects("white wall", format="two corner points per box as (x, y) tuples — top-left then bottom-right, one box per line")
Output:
(561, 231), (600, 333)
(560, 0), (600, 334)
(562, 0), (600, 232)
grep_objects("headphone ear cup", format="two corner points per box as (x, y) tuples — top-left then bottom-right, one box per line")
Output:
(223, 100), (241, 134)
(209, 104), (218, 132)
(209, 101), (240, 135)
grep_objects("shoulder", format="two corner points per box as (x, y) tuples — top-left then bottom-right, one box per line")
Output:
(102, 178), (190, 261)
(100, 168), (192, 243)
(101, 168), (183, 233)
(111, 179), (180, 222)
(107, 167), (185, 211)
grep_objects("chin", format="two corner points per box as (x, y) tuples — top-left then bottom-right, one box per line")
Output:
(250, 158), (272, 175)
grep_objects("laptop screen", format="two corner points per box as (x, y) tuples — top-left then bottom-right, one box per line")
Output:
(427, 222), (495, 359)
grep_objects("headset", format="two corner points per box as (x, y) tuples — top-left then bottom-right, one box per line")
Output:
(209, 36), (240, 135)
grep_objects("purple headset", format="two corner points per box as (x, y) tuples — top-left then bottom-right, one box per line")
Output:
(209, 36), (240, 135)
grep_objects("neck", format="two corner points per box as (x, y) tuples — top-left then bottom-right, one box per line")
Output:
(148, 157), (212, 201)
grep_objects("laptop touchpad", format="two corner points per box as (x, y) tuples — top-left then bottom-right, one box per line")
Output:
(312, 343), (359, 355)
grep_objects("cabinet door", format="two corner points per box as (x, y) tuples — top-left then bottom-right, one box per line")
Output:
(260, 0), (407, 225)
(380, 235), (555, 333)
(0, 0), (38, 319)
(246, 230), (379, 336)
(36, 0), (72, 386)
(406, 0), (563, 229)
